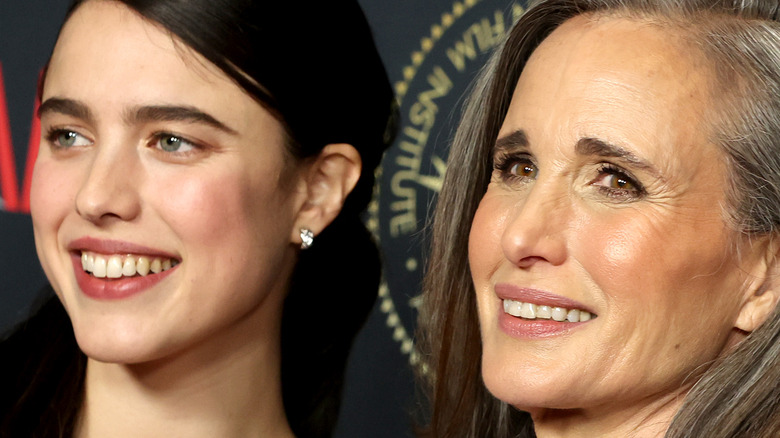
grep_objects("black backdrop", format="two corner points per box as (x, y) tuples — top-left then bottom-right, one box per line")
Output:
(0, 1), (526, 436)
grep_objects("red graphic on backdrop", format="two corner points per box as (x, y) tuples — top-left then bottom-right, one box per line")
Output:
(0, 62), (20, 212)
(21, 97), (40, 213)
(0, 62), (42, 213)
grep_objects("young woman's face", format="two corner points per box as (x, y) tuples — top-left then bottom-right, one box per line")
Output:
(469, 16), (764, 417)
(32, 1), (306, 363)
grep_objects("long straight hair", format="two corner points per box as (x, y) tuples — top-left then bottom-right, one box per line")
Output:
(1, 1), (396, 437)
(419, 0), (780, 436)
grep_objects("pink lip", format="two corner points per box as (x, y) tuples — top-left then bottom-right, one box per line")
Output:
(495, 283), (595, 339)
(495, 283), (594, 314)
(68, 237), (179, 259)
(68, 237), (179, 300)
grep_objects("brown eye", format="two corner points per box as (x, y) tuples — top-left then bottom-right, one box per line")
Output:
(607, 174), (635, 190)
(509, 161), (538, 179)
(591, 164), (645, 201)
(493, 153), (538, 183)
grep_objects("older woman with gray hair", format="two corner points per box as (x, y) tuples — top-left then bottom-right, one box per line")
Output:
(418, 0), (780, 436)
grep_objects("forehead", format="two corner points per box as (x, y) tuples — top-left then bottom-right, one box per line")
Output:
(41, 0), (277, 144)
(501, 14), (719, 170)
(45, 1), (233, 105)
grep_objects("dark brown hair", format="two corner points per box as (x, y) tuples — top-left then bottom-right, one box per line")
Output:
(418, 0), (780, 436)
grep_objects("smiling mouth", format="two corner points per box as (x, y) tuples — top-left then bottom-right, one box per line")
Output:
(503, 299), (595, 323)
(80, 251), (180, 279)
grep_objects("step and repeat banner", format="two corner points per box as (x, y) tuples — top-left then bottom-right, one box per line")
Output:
(0, 1), (525, 436)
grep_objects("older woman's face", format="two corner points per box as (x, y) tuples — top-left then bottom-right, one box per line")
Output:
(469, 16), (762, 417)
(31, 1), (305, 363)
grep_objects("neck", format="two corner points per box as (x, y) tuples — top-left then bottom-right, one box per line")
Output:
(530, 387), (689, 438)
(74, 299), (294, 438)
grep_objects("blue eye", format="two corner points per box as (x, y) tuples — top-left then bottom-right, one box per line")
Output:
(46, 129), (91, 148)
(155, 134), (196, 153)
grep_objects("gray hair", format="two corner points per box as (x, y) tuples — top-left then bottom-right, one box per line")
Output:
(418, 0), (780, 436)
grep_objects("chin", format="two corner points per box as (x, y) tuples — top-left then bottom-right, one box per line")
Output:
(481, 353), (584, 413)
(70, 319), (172, 365)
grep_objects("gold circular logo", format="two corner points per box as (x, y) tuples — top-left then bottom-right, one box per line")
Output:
(368, 0), (528, 369)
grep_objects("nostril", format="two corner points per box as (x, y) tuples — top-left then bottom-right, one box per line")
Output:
(516, 255), (546, 269)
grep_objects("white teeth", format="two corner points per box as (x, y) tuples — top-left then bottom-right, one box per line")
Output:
(150, 258), (162, 274)
(106, 256), (123, 278)
(93, 257), (107, 278)
(137, 257), (151, 276)
(80, 252), (177, 279)
(520, 302), (536, 319)
(86, 254), (95, 272)
(122, 258), (136, 276)
(551, 307), (568, 322)
(503, 299), (595, 323)
(504, 299), (523, 317)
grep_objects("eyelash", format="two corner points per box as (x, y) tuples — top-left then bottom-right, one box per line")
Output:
(44, 128), (92, 149)
(493, 152), (537, 183)
(492, 153), (646, 201)
(44, 128), (201, 156)
(149, 132), (201, 156)
(592, 163), (646, 200)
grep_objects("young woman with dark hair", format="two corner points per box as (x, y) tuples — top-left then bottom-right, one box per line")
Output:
(0, 1), (396, 437)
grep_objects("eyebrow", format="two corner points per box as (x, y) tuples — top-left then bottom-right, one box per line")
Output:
(38, 98), (95, 124)
(127, 105), (238, 135)
(494, 129), (529, 152)
(575, 137), (660, 177)
(38, 98), (238, 136)
(494, 130), (663, 178)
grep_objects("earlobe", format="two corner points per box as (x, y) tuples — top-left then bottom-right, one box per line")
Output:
(736, 236), (780, 332)
(289, 143), (361, 247)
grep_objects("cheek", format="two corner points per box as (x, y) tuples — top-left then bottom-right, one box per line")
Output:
(468, 194), (509, 285)
(30, 158), (74, 227)
(160, 174), (267, 245)
(155, 164), (293, 269)
(574, 217), (653, 287)
(574, 207), (742, 316)
(29, 156), (84, 296)
(575, 216), (675, 320)
(30, 158), (79, 257)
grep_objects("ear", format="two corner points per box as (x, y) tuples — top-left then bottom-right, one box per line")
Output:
(736, 235), (780, 332)
(289, 143), (361, 247)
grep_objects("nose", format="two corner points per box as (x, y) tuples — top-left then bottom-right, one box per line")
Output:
(501, 181), (569, 269)
(75, 142), (142, 225)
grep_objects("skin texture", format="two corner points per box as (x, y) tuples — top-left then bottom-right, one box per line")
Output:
(468, 15), (774, 437)
(30, 1), (360, 437)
